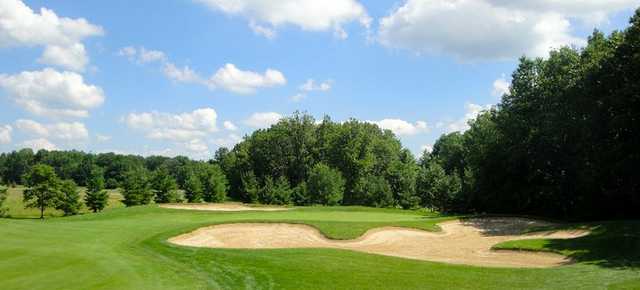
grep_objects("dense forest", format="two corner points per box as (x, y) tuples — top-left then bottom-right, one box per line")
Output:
(1, 10), (639, 220)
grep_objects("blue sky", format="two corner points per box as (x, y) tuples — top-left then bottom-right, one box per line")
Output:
(0, 0), (638, 159)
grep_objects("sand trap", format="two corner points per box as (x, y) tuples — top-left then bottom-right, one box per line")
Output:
(168, 218), (589, 268)
(159, 203), (288, 212)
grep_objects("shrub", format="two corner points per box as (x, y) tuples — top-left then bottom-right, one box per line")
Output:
(307, 163), (345, 205)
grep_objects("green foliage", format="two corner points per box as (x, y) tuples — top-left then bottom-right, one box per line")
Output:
(183, 173), (203, 203)
(307, 163), (345, 205)
(353, 174), (393, 207)
(292, 181), (309, 205)
(257, 176), (292, 205)
(22, 164), (60, 219)
(199, 164), (227, 203)
(56, 180), (81, 216)
(152, 169), (180, 203)
(85, 167), (109, 213)
(416, 162), (462, 212)
(121, 169), (153, 207)
(240, 171), (259, 203)
(0, 185), (7, 217)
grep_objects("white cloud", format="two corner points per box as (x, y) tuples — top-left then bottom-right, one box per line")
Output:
(369, 119), (429, 136)
(125, 108), (218, 142)
(96, 134), (111, 142)
(0, 0), (103, 71)
(208, 63), (286, 94)
(212, 133), (242, 148)
(249, 21), (276, 39)
(119, 46), (286, 94)
(377, 0), (639, 60)
(163, 63), (203, 84)
(223, 121), (238, 131)
(21, 138), (57, 151)
(447, 103), (492, 133)
(292, 78), (332, 101)
(184, 139), (209, 153)
(196, 0), (371, 39)
(0, 68), (105, 118)
(492, 76), (510, 97)
(15, 119), (89, 141)
(244, 112), (283, 128)
(0, 125), (12, 144)
(300, 79), (332, 92)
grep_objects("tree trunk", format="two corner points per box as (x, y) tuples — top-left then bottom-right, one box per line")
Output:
(40, 205), (44, 219)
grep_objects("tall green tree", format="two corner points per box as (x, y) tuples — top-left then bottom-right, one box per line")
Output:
(0, 185), (7, 217)
(152, 169), (180, 203)
(56, 180), (81, 216)
(183, 173), (203, 203)
(121, 169), (153, 207)
(23, 164), (60, 219)
(200, 164), (227, 203)
(85, 167), (109, 213)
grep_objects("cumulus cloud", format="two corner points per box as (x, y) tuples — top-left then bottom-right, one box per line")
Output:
(0, 125), (12, 144)
(211, 133), (242, 148)
(223, 121), (238, 131)
(21, 138), (57, 151)
(0, 68), (105, 118)
(125, 108), (218, 142)
(369, 119), (429, 136)
(244, 112), (283, 128)
(420, 144), (433, 154)
(447, 103), (492, 133)
(15, 119), (89, 141)
(377, 0), (637, 60)
(492, 76), (510, 97)
(300, 79), (332, 92)
(0, 0), (103, 71)
(196, 0), (371, 39)
(291, 78), (332, 102)
(119, 46), (286, 94)
(208, 63), (286, 94)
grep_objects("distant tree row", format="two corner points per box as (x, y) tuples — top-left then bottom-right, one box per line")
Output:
(215, 112), (421, 208)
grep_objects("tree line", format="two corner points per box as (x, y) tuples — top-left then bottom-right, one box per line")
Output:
(1, 10), (638, 220)
(419, 10), (640, 219)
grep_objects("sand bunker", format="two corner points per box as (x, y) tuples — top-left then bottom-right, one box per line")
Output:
(159, 203), (288, 212)
(168, 218), (589, 268)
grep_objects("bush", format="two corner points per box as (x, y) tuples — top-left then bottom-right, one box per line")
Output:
(353, 175), (393, 207)
(416, 162), (461, 212)
(307, 163), (345, 205)
(56, 180), (80, 216)
(292, 181), (309, 205)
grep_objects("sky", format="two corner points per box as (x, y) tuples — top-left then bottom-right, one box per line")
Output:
(0, 0), (638, 159)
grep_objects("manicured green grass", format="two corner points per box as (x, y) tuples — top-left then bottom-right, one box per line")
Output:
(0, 200), (638, 289)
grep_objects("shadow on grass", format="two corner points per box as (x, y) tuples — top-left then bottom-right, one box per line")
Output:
(486, 218), (640, 269)
(541, 222), (640, 269)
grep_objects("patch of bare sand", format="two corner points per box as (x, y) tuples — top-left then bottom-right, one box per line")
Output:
(168, 218), (590, 268)
(159, 203), (288, 212)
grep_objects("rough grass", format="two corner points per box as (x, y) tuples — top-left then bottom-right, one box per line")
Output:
(0, 196), (638, 289)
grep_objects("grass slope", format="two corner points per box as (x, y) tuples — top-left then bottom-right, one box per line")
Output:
(0, 191), (638, 289)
